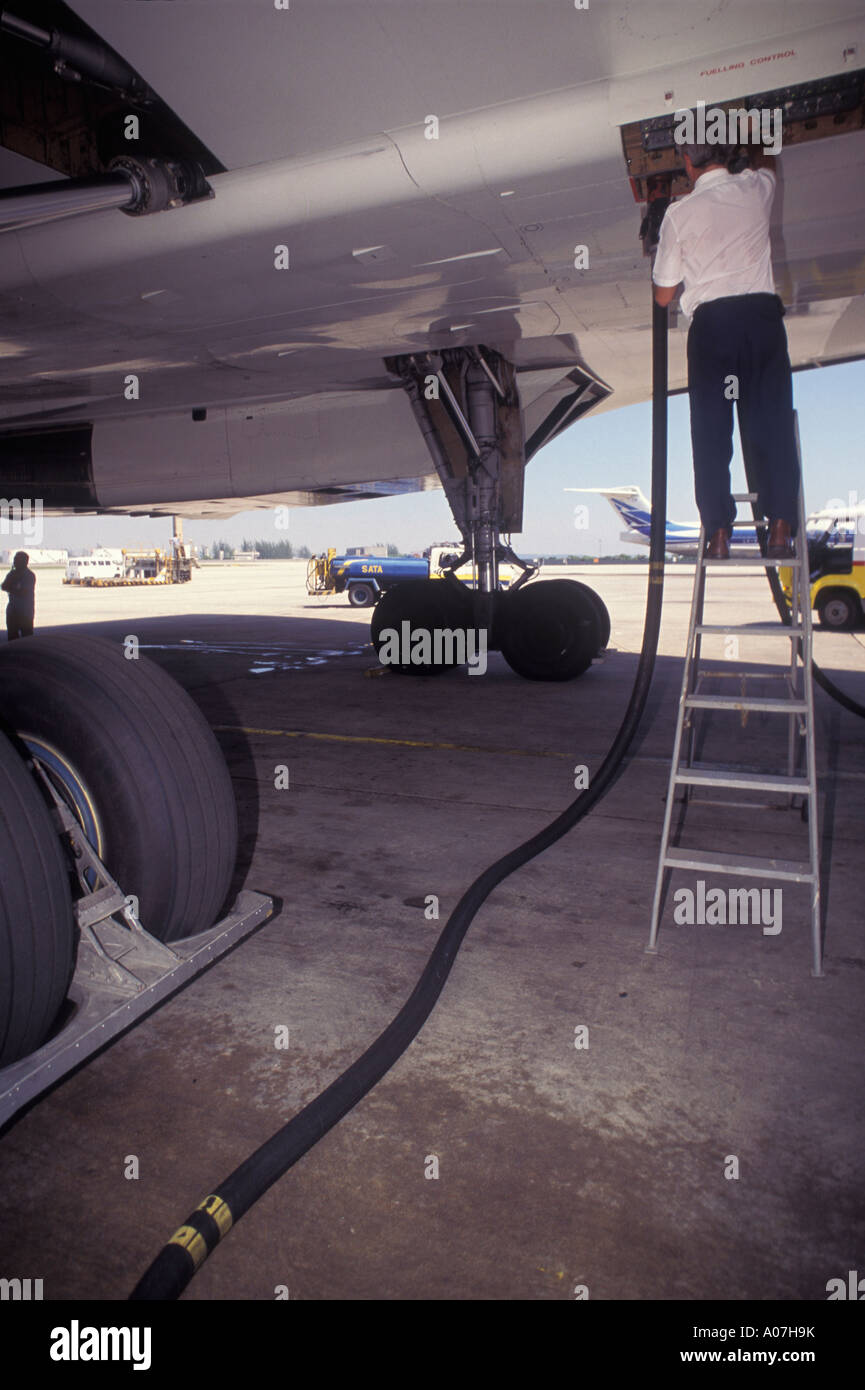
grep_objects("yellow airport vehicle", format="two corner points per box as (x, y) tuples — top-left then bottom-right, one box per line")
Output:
(780, 520), (865, 630)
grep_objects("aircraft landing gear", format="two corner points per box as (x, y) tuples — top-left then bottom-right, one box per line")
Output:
(370, 578), (474, 674)
(0, 635), (238, 944)
(384, 345), (609, 679)
(497, 579), (603, 682)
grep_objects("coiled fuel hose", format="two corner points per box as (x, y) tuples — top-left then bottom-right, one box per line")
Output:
(129, 299), (671, 1300)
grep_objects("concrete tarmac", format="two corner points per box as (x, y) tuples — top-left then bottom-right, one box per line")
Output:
(0, 560), (863, 1300)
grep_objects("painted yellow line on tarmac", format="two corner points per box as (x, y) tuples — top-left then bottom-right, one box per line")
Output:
(213, 725), (570, 760)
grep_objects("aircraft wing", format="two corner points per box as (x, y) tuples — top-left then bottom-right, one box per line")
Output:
(1, 0), (864, 519)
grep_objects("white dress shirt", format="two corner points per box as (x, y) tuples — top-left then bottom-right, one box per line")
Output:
(652, 167), (777, 318)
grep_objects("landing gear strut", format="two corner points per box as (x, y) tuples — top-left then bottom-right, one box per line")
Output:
(383, 346), (608, 679)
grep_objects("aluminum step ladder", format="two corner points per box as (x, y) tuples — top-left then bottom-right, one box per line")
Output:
(646, 472), (822, 975)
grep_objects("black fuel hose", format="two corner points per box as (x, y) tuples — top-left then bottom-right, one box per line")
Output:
(129, 300), (670, 1300)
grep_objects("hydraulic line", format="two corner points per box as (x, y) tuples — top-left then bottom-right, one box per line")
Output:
(129, 299), (670, 1301)
(0, 9), (150, 101)
(0, 175), (135, 234)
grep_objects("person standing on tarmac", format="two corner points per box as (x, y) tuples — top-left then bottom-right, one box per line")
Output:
(2, 550), (36, 640)
(652, 142), (799, 560)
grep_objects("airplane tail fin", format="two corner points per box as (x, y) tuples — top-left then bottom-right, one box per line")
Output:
(566, 485), (652, 533)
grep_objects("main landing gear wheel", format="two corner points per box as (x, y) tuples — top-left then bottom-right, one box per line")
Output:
(0, 728), (76, 1067)
(370, 579), (473, 674)
(498, 579), (602, 681)
(0, 634), (238, 943)
(562, 580), (611, 650)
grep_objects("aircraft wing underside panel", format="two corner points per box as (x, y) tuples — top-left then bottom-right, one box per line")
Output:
(0, 2), (863, 514)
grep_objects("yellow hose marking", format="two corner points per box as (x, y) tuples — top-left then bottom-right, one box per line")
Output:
(213, 725), (571, 761)
(168, 1225), (208, 1269)
(198, 1195), (233, 1238)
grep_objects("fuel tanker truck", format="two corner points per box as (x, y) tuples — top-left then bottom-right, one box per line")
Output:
(306, 544), (519, 607)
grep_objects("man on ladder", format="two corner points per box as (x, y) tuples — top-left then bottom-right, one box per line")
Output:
(651, 141), (800, 560)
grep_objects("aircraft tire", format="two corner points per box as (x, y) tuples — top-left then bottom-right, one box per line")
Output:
(562, 580), (611, 649)
(498, 579), (601, 681)
(370, 580), (470, 674)
(0, 635), (237, 942)
(0, 728), (76, 1067)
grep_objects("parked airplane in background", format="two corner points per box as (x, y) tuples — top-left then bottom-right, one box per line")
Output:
(572, 486), (865, 554)
(567, 486), (762, 554)
(806, 501), (865, 543)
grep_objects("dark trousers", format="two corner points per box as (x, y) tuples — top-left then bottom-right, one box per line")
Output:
(6, 607), (33, 640)
(687, 293), (800, 537)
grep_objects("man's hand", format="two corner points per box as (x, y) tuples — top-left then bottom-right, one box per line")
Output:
(653, 283), (679, 307)
(750, 149), (777, 172)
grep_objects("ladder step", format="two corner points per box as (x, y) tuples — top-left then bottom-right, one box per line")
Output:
(732, 493), (758, 502)
(673, 767), (811, 794)
(702, 555), (800, 567)
(681, 796), (797, 811)
(693, 668), (791, 680)
(684, 694), (809, 713)
(696, 623), (801, 637)
(663, 847), (815, 881)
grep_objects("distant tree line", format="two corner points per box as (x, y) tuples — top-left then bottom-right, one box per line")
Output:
(539, 553), (650, 564)
(206, 538), (313, 559)
(245, 538), (312, 559)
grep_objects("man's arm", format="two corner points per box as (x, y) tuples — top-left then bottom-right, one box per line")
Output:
(653, 282), (679, 307)
(651, 205), (682, 307)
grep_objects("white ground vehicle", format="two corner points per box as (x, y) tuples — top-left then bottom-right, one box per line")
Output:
(64, 549), (124, 582)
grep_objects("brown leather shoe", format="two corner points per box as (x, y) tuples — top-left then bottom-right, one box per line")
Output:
(706, 528), (730, 559)
(767, 518), (793, 558)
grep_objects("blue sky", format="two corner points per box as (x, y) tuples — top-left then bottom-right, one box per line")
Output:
(36, 358), (864, 557)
